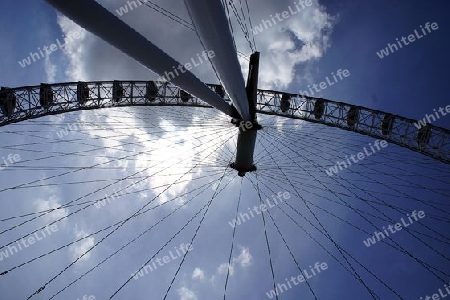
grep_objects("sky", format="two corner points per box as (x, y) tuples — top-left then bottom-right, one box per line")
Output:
(0, 0), (449, 299)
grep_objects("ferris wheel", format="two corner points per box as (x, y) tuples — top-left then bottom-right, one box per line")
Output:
(0, 0), (449, 299)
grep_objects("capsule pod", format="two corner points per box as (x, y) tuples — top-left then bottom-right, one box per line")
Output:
(146, 81), (158, 102)
(40, 84), (54, 108)
(381, 114), (394, 135)
(214, 85), (225, 98)
(280, 94), (290, 113)
(77, 82), (89, 104)
(313, 99), (325, 120)
(180, 90), (191, 102)
(113, 81), (124, 102)
(0, 87), (16, 117)
(347, 106), (359, 127)
(417, 124), (431, 145)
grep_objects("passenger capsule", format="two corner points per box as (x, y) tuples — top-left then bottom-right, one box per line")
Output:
(77, 82), (89, 104)
(347, 106), (359, 127)
(0, 87), (16, 117)
(313, 99), (325, 119)
(146, 81), (158, 102)
(40, 83), (54, 108)
(180, 90), (191, 102)
(381, 114), (394, 135)
(280, 94), (290, 113)
(113, 81), (124, 102)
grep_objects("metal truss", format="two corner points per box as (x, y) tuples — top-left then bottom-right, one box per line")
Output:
(1, 80), (449, 164)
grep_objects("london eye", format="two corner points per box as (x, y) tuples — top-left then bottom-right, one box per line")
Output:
(0, 0), (449, 299)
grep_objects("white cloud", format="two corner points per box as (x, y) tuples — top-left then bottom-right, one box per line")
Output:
(33, 194), (69, 223)
(177, 287), (197, 300)
(215, 247), (251, 278)
(192, 267), (206, 281)
(55, 0), (334, 90)
(236, 1), (336, 89)
(69, 223), (95, 262)
(56, 14), (89, 80)
(218, 263), (234, 276)
(233, 246), (252, 267)
(44, 55), (57, 82)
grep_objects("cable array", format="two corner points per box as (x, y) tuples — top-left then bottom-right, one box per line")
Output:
(0, 106), (449, 299)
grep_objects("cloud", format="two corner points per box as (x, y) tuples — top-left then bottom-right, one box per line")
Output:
(217, 263), (234, 276)
(215, 247), (251, 278)
(236, 0), (336, 89)
(69, 223), (95, 262)
(54, 0), (335, 91)
(192, 267), (205, 281)
(44, 55), (57, 82)
(233, 246), (252, 267)
(177, 287), (197, 300)
(56, 14), (89, 80)
(33, 194), (69, 223)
